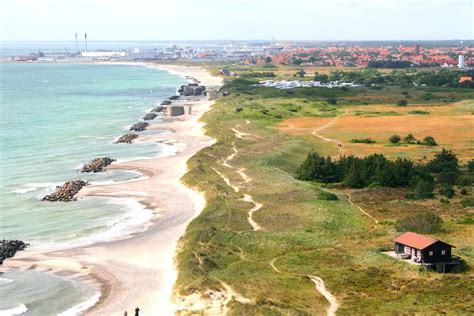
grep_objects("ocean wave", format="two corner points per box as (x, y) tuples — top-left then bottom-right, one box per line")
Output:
(0, 277), (14, 284)
(11, 182), (59, 195)
(0, 304), (28, 316)
(31, 197), (153, 250)
(57, 292), (101, 316)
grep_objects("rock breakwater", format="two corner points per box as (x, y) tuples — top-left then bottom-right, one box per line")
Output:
(115, 133), (139, 144)
(130, 122), (149, 132)
(80, 157), (115, 173)
(143, 113), (158, 121)
(0, 240), (29, 265)
(42, 180), (87, 202)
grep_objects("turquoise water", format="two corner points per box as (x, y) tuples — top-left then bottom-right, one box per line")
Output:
(0, 63), (186, 314)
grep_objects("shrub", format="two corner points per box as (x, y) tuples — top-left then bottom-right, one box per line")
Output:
(389, 134), (401, 144)
(437, 171), (458, 185)
(408, 110), (430, 115)
(457, 175), (474, 186)
(468, 160), (474, 173)
(395, 213), (444, 234)
(318, 191), (339, 200)
(413, 180), (434, 199)
(403, 133), (417, 144)
(440, 198), (450, 204)
(439, 184), (455, 198)
(460, 198), (474, 208)
(460, 187), (468, 195)
(396, 99), (408, 106)
(350, 138), (376, 144)
(326, 98), (337, 105)
(427, 148), (459, 173)
(420, 136), (437, 146)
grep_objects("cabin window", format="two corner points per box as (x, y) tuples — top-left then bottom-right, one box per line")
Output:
(441, 250), (446, 255)
(429, 251), (433, 256)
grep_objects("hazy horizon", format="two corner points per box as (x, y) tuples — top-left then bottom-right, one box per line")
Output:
(1, 0), (472, 42)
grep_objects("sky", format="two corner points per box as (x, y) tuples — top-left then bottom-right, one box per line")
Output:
(0, 0), (473, 41)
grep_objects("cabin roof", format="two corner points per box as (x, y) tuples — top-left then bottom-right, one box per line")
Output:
(393, 232), (454, 250)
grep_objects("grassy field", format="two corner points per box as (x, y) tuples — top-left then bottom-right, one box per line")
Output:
(173, 68), (474, 315)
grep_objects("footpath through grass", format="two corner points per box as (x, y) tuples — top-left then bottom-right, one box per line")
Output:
(174, 81), (474, 315)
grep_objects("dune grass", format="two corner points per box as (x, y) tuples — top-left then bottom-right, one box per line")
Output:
(174, 79), (474, 314)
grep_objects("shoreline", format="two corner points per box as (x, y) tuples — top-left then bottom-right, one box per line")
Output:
(4, 63), (223, 315)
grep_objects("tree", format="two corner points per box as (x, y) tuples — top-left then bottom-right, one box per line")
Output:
(389, 134), (401, 144)
(421, 136), (437, 146)
(413, 179), (434, 199)
(326, 98), (337, 105)
(314, 72), (329, 83)
(427, 148), (459, 173)
(344, 160), (366, 188)
(265, 56), (272, 63)
(396, 99), (408, 106)
(403, 133), (417, 144)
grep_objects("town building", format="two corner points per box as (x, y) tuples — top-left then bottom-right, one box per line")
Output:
(393, 232), (460, 272)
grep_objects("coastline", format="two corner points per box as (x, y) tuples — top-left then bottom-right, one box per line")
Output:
(4, 63), (223, 315)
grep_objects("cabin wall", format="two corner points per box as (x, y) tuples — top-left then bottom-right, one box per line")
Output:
(421, 242), (452, 263)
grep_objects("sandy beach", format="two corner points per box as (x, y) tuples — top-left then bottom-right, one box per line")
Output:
(4, 64), (223, 315)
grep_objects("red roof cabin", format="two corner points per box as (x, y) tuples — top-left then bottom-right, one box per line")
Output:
(459, 76), (472, 83)
(393, 232), (460, 272)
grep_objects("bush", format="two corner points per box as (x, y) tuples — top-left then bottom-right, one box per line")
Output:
(413, 180), (434, 199)
(395, 213), (444, 234)
(437, 171), (458, 185)
(457, 174), (474, 186)
(468, 160), (474, 173)
(318, 191), (339, 200)
(460, 198), (474, 208)
(440, 198), (450, 204)
(326, 98), (337, 105)
(403, 133), (417, 144)
(420, 136), (437, 146)
(396, 99), (408, 106)
(408, 110), (430, 115)
(389, 134), (401, 144)
(460, 187), (468, 195)
(439, 184), (455, 198)
(350, 138), (376, 144)
(426, 148), (459, 173)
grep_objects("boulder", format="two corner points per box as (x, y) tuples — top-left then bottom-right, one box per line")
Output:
(152, 106), (164, 113)
(0, 240), (29, 265)
(80, 157), (115, 173)
(160, 100), (172, 105)
(129, 122), (149, 131)
(143, 113), (158, 121)
(115, 133), (138, 144)
(42, 180), (87, 202)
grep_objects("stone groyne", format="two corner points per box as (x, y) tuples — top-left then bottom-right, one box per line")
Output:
(42, 180), (88, 202)
(80, 157), (115, 173)
(115, 134), (139, 144)
(0, 240), (29, 265)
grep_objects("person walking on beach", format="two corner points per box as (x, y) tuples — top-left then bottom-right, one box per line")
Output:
(135, 307), (140, 316)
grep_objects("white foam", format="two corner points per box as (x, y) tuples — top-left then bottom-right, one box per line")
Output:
(12, 182), (59, 195)
(0, 304), (28, 316)
(31, 197), (153, 250)
(0, 277), (14, 284)
(11, 187), (36, 194)
(57, 292), (101, 316)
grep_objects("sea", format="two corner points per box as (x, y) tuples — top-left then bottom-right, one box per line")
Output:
(0, 62), (186, 314)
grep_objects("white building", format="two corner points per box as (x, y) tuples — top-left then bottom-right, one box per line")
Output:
(81, 51), (128, 58)
(458, 55), (465, 68)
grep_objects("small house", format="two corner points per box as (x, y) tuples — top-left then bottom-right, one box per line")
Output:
(393, 232), (460, 272)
